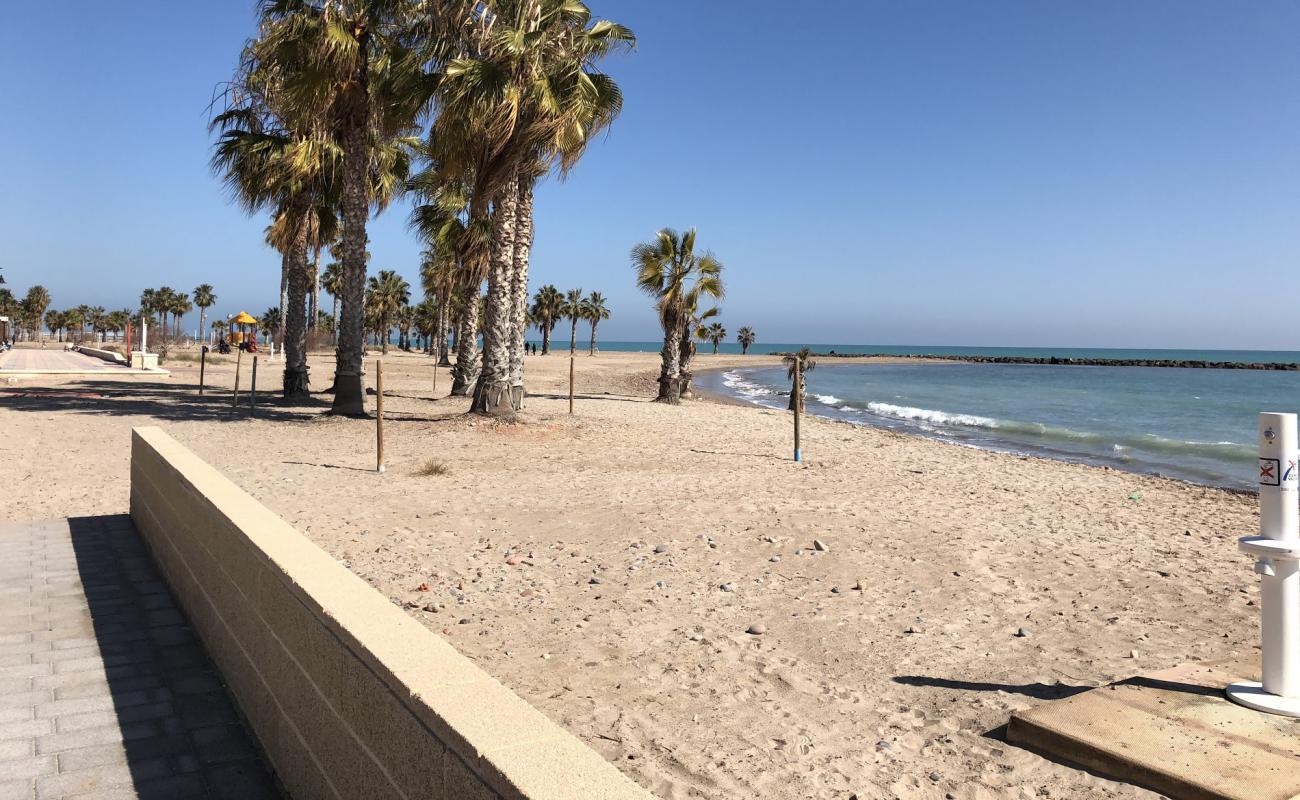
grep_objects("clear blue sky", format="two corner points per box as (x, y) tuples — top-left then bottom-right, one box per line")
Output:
(3, 1), (1299, 349)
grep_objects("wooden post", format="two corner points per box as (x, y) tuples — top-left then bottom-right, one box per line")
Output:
(232, 348), (243, 407)
(432, 362), (438, 397)
(376, 360), (385, 473)
(199, 348), (206, 395)
(249, 356), (258, 416)
(793, 358), (802, 462)
(569, 355), (575, 414)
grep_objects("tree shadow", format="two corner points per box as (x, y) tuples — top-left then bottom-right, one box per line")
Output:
(57, 515), (280, 797)
(689, 447), (788, 462)
(892, 675), (1095, 701)
(0, 381), (315, 423)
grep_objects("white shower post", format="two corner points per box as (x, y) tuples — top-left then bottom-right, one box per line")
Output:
(1227, 412), (1300, 717)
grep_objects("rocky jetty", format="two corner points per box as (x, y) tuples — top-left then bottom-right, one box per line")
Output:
(768, 352), (1300, 370)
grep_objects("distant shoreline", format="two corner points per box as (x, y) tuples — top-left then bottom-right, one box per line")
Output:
(768, 351), (1300, 371)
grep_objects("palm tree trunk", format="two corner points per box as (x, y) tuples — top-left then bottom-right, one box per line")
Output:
(283, 209), (312, 400)
(278, 261), (288, 355)
(381, 314), (389, 355)
(569, 318), (577, 354)
(541, 323), (551, 355)
(199, 309), (207, 345)
(589, 320), (597, 356)
(309, 248), (320, 331)
(331, 295), (339, 345)
(656, 323), (681, 404)
(437, 302), (452, 366)
(506, 178), (534, 409)
(678, 326), (696, 399)
(330, 31), (371, 417)
(450, 282), (480, 395)
(472, 173), (519, 417)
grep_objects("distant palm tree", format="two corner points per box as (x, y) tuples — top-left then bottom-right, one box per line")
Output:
(737, 326), (756, 355)
(366, 270), (410, 355)
(321, 260), (343, 345)
(703, 322), (726, 354)
(561, 288), (586, 354)
(44, 310), (64, 342)
(259, 308), (281, 340)
(631, 228), (724, 403)
(88, 306), (107, 342)
(783, 347), (817, 411)
(63, 308), (84, 343)
(193, 284), (216, 344)
(155, 288), (176, 340)
(584, 292), (610, 356)
(171, 293), (192, 341)
(530, 285), (564, 355)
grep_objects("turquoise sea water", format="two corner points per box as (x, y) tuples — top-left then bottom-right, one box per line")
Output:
(696, 360), (1300, 490)
(588, 341), (1300, 363)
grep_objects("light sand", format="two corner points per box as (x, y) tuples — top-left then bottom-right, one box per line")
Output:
(0, 349), (1262, 799)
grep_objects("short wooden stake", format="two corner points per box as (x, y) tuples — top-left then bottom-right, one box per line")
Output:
(249, 356), (258, 416)
(232, 348), (243, 407)
(376, 360), (385, 473)
(199, 348), (206, 396)
(569, 355), (575, 414)
(793, 358), (802, 462)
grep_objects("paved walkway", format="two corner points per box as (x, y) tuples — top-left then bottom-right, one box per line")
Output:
(0, 516), (278, 799)
(0, 350), (132, 373)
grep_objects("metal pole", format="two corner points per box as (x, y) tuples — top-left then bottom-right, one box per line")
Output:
(793, 358), (802, 462)
(249, 356), (258, 416)
(199, 348), (206, 396)
(1228, 412), (1300, 717)
(376, 360), (385, 473)
(232, 348), (243, 407)
(569, 355), (575, 414)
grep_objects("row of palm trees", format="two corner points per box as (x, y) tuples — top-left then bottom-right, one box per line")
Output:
(211, 1), (633, 414)
(0, 285), (51, 342)
(42, 307), (129, 343)
(138, 285), (219, 342)
(529, 285), (609, 355)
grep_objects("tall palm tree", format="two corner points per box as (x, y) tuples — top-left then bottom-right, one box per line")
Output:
(679, 302), (718, 399)
(366, 270), (409, 355)
(250, 0), (429, 416)
(88, 306), (107, 342)
(170, 293), (192, 341)
(44, 310), (64, 342)
(434, 3), (634, 417)
(22, 286), (51, 342)
(194, 284), (216, 344)
(561, 288), (586, 354)
(783, 347), (817, 411)
(529, 285), (564, 355)
(584, 291), (609, 356)
(154, 288), (176, 341)
(737, 326), (756, 355)
(703, 322), (726, 355)
(631, 228), (724, 403)
(259, 308), (282, 340)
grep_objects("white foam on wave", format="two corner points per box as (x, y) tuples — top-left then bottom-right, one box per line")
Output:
(813, 394), (842, 405)
(722, 370), (774, 398)
(866, 401), (1000, 429)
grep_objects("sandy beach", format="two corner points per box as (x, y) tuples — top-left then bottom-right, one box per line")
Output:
(1, 349), (1262, 800)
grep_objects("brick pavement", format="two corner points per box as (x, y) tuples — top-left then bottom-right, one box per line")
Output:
(0, 516), (278, 800)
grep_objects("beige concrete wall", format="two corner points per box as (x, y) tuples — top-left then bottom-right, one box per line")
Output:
(129, 426), (651, 800)
(77, 346), (127, 364)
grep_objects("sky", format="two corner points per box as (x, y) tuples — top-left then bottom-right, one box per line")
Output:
(2, 1), (1299, 349)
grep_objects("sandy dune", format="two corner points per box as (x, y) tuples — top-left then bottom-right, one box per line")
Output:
(1, 348), (1262, 799)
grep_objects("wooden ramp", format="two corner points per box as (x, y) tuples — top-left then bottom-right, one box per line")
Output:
(1008, 660), (1300, 800)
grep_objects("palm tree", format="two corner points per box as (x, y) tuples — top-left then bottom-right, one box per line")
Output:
(170, 293), (192, 341)
(88, 307), (107, 342)
(433, 3), (634, 417)
(154, 288), (176, 341)
(528, 285), (564, 355)
(631, 228), (724, 403)
(561, 289), (587, 354)
(679, 302), (718, 398)
(211, 319), (229, 342)
(737, 326), (756, 355)
(106, 310), (130, 342)
(63, 308), (84, 344)
(366, 270), (409, 355)
(321, 259), (344, 346)
(249, 1), (428, 416)
(21, 286), (51, 342)
(703, 322), (726, 355)
(44, 310), (64, 342)
(783, 347), (817, 411)
(193, 284), (216, 344)
(259, 308), (281, 340)
(584, 291), (609, 356)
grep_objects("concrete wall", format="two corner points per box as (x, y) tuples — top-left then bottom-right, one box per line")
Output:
(129, 426), (651, 800)
(77, 345), (127, 364)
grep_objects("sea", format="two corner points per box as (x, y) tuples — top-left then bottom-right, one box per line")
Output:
(654, 343), (1300, 491)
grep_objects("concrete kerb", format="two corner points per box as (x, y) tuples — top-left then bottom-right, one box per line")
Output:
(128, 426), (652, 800)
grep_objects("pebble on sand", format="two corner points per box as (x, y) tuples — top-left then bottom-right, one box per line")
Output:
(589, 577), (603, 585)
(1015, 627), (1032, 638)
(720, 582), (735, 592)
(813, 539), (829, 552)
(770, 555), (781, 563)
(654, 544), (669, 554)
(746, 623), (766, 635)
